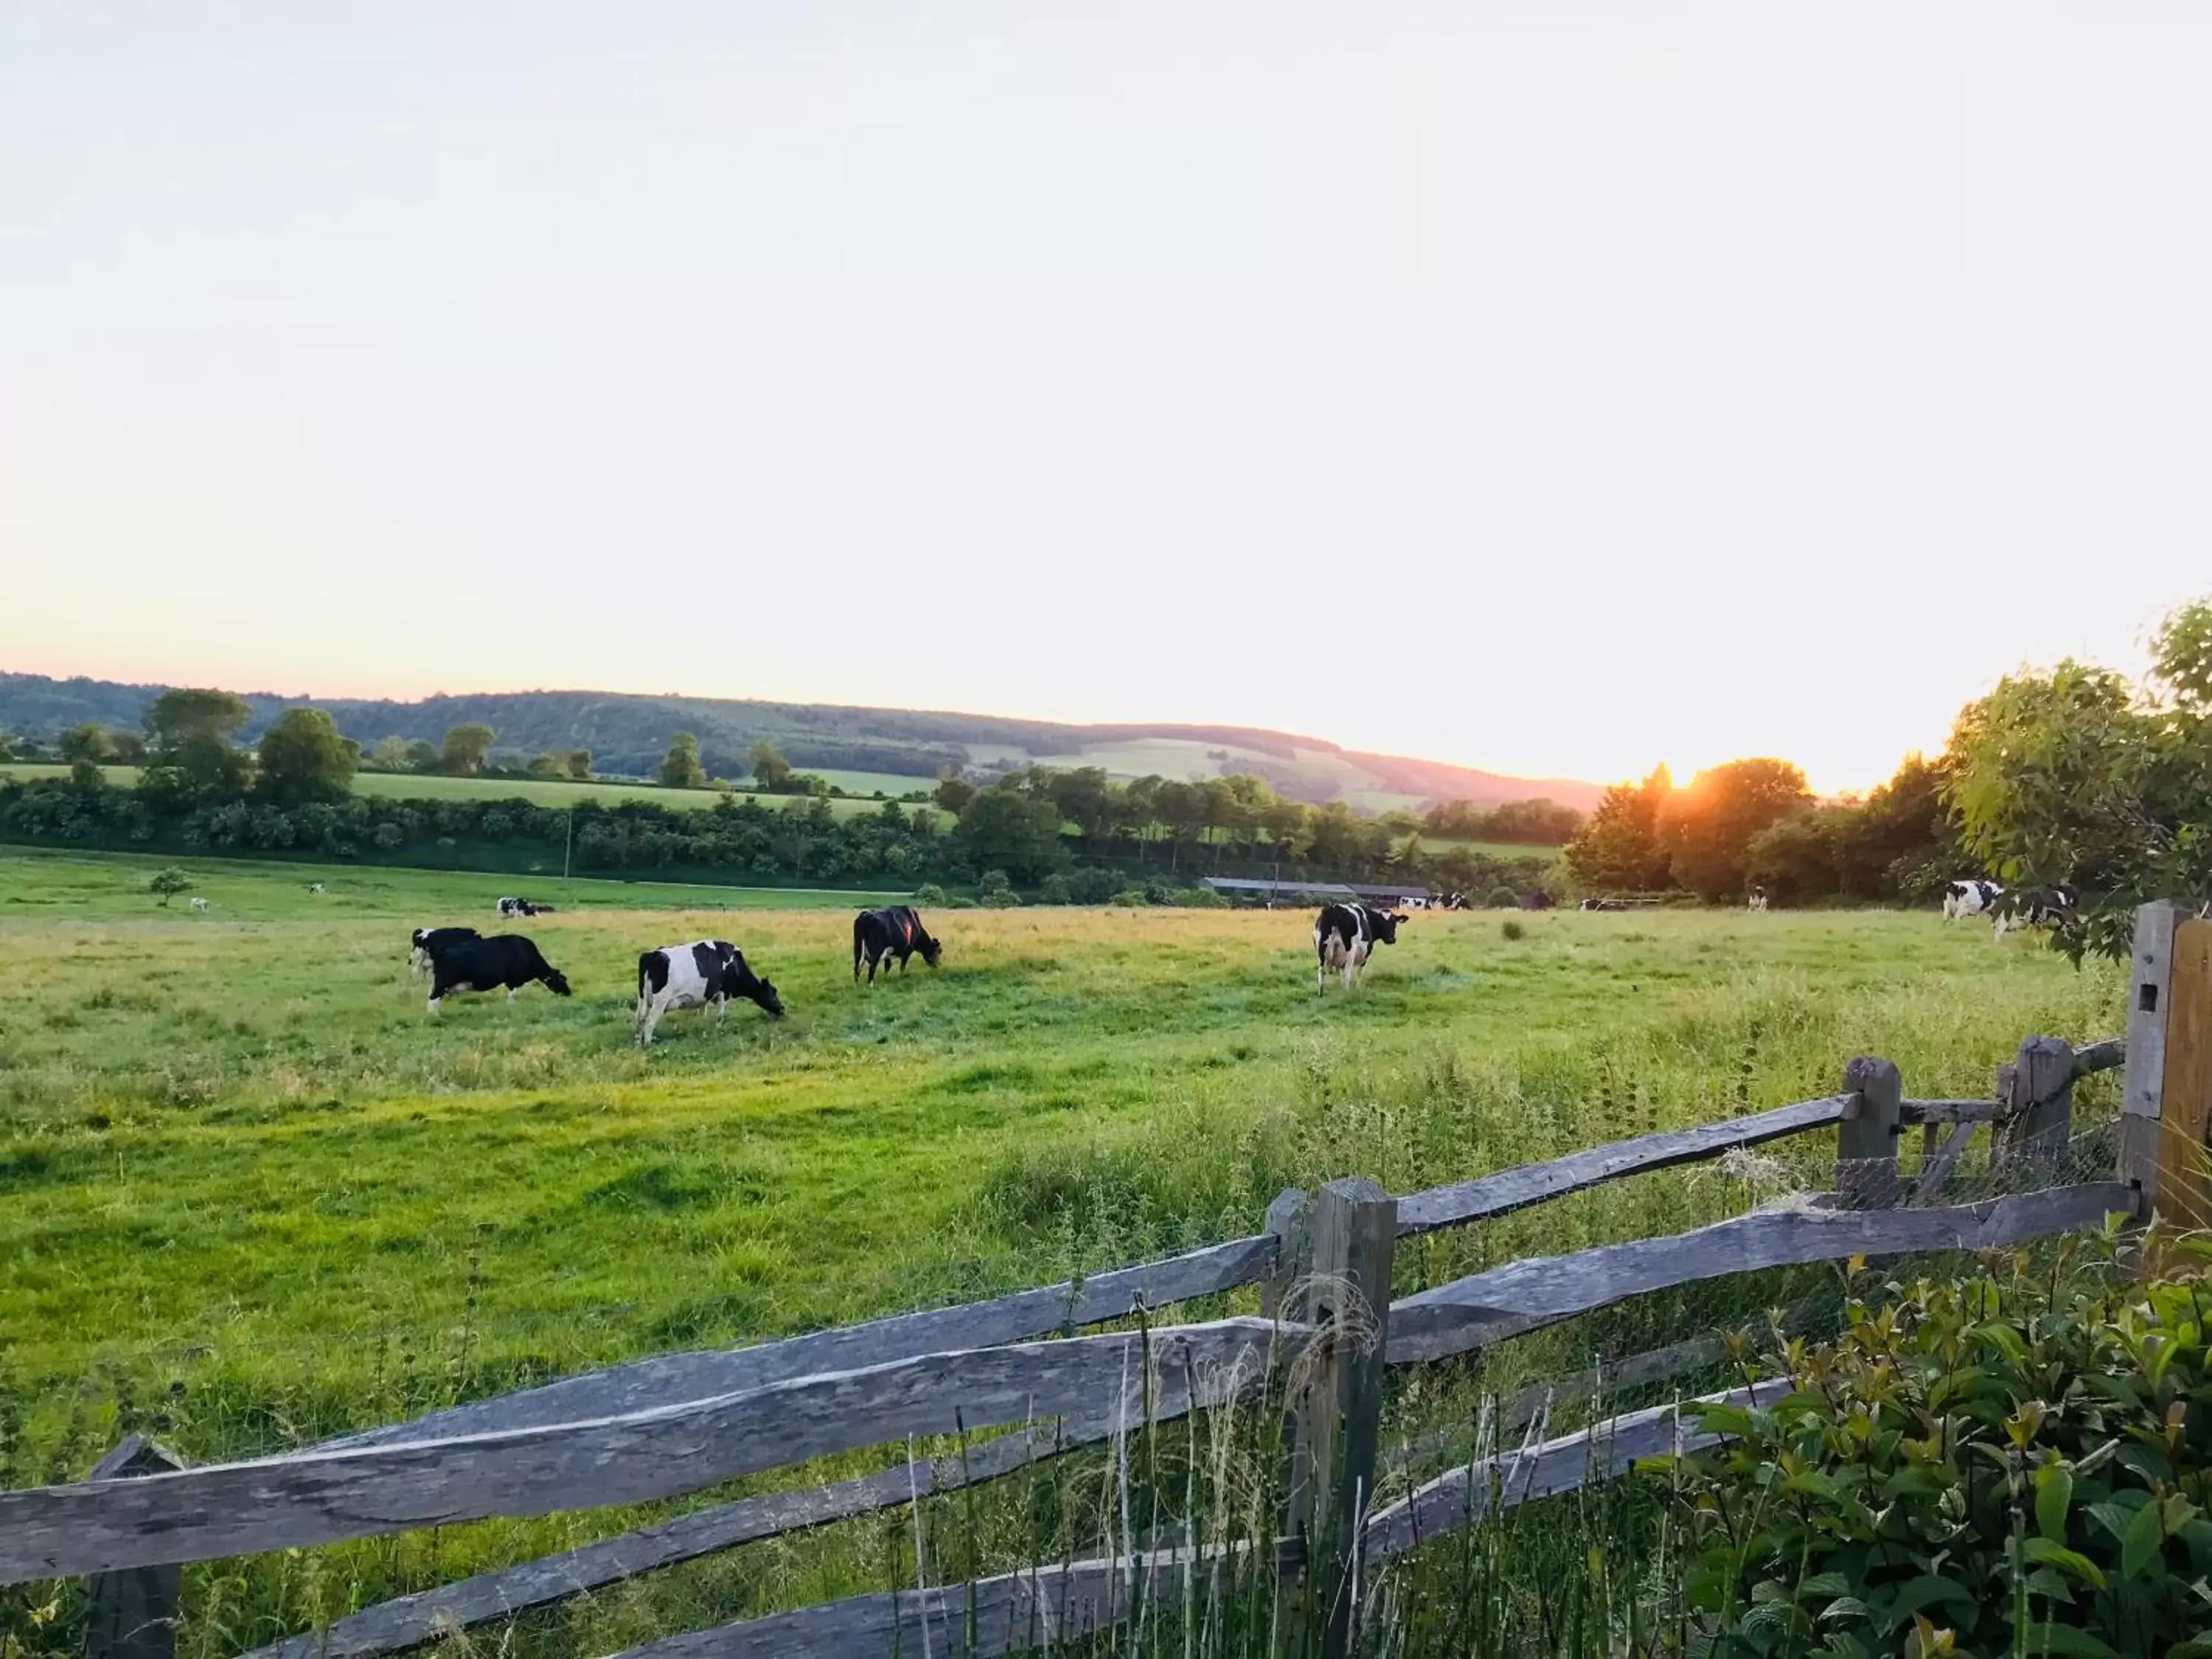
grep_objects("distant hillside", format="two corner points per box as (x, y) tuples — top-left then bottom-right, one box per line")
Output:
(0, 672), (1604, 813)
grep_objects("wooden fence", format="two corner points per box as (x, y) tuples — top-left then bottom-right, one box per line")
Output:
(8, 900), (2208, 1659)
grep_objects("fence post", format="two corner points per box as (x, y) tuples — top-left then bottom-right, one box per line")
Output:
(2121, 901), (2212, 1229)
(2008, 1035), (2076, 1175)
(1837, 1057), (1902, 1208)
(85, 1435), (184, 1659)
(1280, 1176), (1395, 1659)
(1262, 1186), (1310, 1324)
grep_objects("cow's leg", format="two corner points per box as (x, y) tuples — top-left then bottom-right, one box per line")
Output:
(507, 984), (519, 1004)
(640, 992), (669, 1047)
(716, 993), (728, 1026)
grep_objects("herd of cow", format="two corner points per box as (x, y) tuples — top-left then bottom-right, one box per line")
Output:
(404, 900), (947, 1046)
(392, 877), (2081, 1045)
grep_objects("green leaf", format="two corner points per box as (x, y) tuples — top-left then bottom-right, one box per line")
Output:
(2018, 1624), (2121, 1658)
(2023, 1536), (2110, 1587)
(2123, 1498), (2167, 1579)
(1879, 1576), (1978, 1632)
(1818, 1596), (1871, 1623)
(1801, 1572), (1851, 1597)
(2036, 1463), (2075, 1543)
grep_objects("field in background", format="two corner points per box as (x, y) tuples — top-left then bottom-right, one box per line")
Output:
(0, 764), (921, 819)
(1, 846), (2124, 1417)
(1002, 734), (1432, 813)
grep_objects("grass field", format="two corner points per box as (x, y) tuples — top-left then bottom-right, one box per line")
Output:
(0, 765), (925, 819)
(0, 846), (2131, 1653)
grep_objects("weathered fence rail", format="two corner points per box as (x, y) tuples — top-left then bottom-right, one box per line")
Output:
(14, 900), (2203, 1659)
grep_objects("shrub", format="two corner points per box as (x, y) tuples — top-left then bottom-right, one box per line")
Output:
(1488, 884), (1521, 908)
(913, 882), (948, 905)
(977, 870), (1021, 907)
(1652, 1226), (2212, 1658)
(1066, 866), (1123, 905)
(1500, 918), (1526, 942)
(1109, 888), (1150, 907)
(147, 867), (192, 905)
(1037, 874), (1073, 905)
(1175, 886), (1228, 908)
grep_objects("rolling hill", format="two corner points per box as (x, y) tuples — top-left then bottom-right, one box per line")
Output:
(0, 672), (1603, 812)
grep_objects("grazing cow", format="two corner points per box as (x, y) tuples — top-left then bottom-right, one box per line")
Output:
(1441, 891), (1468, 911)
(496, 897), (557, 919)
(426, 933), (572, 1014)
(307, 883), (326, 895)
(852, 906), (942, 984)
(189, 897), (209, 912)
(409, 925), (481, 975)
(1313, 902), (1405, 992)
(1943, 880), (2003, 922)
(636, 940), (784, 1044)
(1747, 886), (1770, 913)
(1579, 897), (1630, 912)
(1995, 883), (2079, 940)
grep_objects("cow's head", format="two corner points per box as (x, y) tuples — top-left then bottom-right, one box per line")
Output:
(751, 978), (786, 1018)
(919, 933), (943, 968)
(542, 967), (574, 997)
(1372, 911), (1405, 945)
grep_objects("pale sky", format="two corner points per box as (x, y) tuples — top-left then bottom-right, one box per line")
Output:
(4, 3), (2208, 793)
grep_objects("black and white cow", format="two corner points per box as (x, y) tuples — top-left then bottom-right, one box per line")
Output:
(1314, 903), (1405, 992)
(307, 883), (326, 895)
(1943, 879), (2003, 922)
(426, 934), (572, 1014)
(496, 897), (557, 919)
(636, 941), (784, 1044)
(1579, 897), (1630, 912)
(1441, 891), (1468, 911)
(1996, 883), (2079, 939)
(409, 925), (481, 975)
(852, 906), (942, 984)
(1747, 886), (1770, 913)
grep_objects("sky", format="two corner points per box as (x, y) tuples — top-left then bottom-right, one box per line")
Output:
(4, 3), (2209, 795)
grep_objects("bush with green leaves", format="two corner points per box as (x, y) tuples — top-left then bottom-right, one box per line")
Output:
(147, 866), (192, 905)
(911, 881), (947, 904)
(976, 869), (1021, 906)
(1489, 883), (1522, 908)
(1649, 1225), (2212, 1658)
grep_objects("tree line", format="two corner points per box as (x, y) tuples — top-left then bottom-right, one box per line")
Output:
(0, 692), (1565, 897)
(1560, 594), (2212, 959)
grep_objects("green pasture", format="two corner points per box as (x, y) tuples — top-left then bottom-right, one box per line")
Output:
(0, 765), (922, 819)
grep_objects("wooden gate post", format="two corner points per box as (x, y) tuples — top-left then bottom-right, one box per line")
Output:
(85, 1435), (184, 1659)
(2007, 1035), (2076, 1174)
(1837, 1057), (1903, 1208)
(1280, 1177), (1395, 1659)
(2121, 901), (2212, 1229)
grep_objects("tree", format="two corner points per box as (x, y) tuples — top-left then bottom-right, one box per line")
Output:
(440, 723), (495, 776)
(565, 748), (591, 779)
(148, 867), (192, 906)
(107, 730), (146, 762)
(142, 687), (252, 799)
(1564, 766), (1674, 892)
(1743, 810), (1843, 904)
(0, 731), (13, 762)
(659, 732), (708, 789)
(933, 771), (976, 814)
(1048, 767), (1112, 842)
(1945, 598), (2212, 959)
(58, 723), (116, 765)
(1658, 758), (1812, 900)
(405, 739), (439, 772)
(1481, 799), (1585, 845)
(954, 785), (1069, 881)
(750, 740), (793, 790)
(256, 708), (358, 804)
(369, 735), (412, 771)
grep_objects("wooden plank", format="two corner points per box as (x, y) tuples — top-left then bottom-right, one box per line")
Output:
(1360, 1380), (1790, 1562)
(1900, 1099), (2002, 1125)
(2122, 902), (2182, 1208)
(2073, 1037), (2126, 1079)
(0, 1319), (1290, 1585)
(2163, 918), (2212, 1231)
(1837, 1057), (1902, 1209)
(1910, 1121), (1977, 1203)
(325, 1234), (1277, 1453)
(2011, 1036), (2074, 1165)
(1281, 1178), (1394, 1659)
(602, 1545), (1248, 1659)
(1385, 1183), (2136, 1366)
(239, 1414), (1131, 1659)
(83, 1437), (184, 1659)
(1392, 1095), (1851, 1237)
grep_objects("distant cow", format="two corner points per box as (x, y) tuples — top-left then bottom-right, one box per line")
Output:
(189, 897), (209, 912)
(1996, 883), (2079, 940)
(1747, 886), (1770, 913)
(636, 941), (784, 1045)
(853, 906), (942, 984)
(426, 933), (572, 1014)
(307, 883), (326, 895)
(1579, 898), (1629, 912)
(1943, 880), (2003, 922)
(1441, 891), (1468, 911)
(496, 897), (556, 919)
(1314, 902), (1405, 992)
(410, 925), (481, 975)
